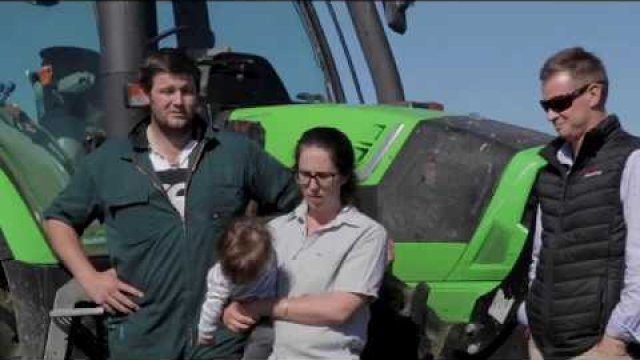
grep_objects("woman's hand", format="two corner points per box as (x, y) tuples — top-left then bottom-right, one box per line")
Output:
(222, 301), (257, 333)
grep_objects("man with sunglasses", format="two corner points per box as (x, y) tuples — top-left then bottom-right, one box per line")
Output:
(522, 47), (640, 359)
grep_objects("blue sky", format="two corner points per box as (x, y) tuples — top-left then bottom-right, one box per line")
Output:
(2, 1), (637, 139)
(385, 2), (640, 135)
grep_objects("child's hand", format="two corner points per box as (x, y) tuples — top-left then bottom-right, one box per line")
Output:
(196, 335), (216, 346)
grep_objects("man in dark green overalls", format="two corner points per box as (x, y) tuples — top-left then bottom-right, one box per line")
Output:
(44, 48), (299, 360)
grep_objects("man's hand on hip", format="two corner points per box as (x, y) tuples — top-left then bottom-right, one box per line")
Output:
(79, 268), (144, 314)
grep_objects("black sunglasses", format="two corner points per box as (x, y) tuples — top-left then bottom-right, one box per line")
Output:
(539, 83), (591, 113)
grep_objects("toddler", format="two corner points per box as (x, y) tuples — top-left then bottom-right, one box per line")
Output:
(197, 217), (276, 347)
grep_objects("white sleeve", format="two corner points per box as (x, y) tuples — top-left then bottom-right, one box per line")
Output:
(197, 263), (233, 341)
(517, 205), (542, 326)
(606, 150), (640, 342)
(529, 205), (543, 285)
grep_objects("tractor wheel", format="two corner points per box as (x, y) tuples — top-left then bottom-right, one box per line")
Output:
(0, 287), (21, 359)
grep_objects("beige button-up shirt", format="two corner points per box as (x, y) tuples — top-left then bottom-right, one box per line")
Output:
(268, 202), (388, 360)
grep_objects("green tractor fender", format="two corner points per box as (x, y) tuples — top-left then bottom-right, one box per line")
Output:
(0, 110), (73, 359)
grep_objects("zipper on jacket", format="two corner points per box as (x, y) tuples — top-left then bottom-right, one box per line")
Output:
(131, 137), (209, 353)
(181, 141), (206, 348)
(131, 155), (169, 201)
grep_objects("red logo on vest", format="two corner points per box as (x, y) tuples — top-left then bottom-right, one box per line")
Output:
(582, 166), (603, 178)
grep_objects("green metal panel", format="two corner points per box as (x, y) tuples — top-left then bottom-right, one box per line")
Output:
(393, 243), (466, 282)
(0, 114), (108, 263)
(0, 168), (57, 263)
(406, 281), (499, 323)
(0, 120), (68, 263)
(447, 147), (546, 281)
(230, 104), (445, 185)
(0, 120), (69, 213)
(396, 148), (546, 323)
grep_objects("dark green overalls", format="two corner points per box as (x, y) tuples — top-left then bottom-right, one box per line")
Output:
(44, 117), (299, 359)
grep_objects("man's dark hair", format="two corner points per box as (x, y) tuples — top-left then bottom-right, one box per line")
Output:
(539, 46), (609, 104)
(139, 48), (200, 93)
(294, 127), (357, 205)
(217, 217), (272, 285)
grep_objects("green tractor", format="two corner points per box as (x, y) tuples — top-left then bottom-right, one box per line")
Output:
(0, 1), (550, 359)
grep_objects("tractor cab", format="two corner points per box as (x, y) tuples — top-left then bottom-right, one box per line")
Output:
(27, 46), (105, 162)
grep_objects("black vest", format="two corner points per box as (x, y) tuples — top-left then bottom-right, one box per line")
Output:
(526, 116), (640, 359)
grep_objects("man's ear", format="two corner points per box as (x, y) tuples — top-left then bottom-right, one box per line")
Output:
(588, 83), (604, 108)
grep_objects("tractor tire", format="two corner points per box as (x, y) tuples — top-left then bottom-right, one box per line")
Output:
(0, 287), (21, 360)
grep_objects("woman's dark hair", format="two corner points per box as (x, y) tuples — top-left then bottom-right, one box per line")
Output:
(294, 127), (357, 205)
(139, 48), (200, 93)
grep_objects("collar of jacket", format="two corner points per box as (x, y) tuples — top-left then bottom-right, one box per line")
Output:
(119, 114), (218, 160)
(539, 114), (621, 170)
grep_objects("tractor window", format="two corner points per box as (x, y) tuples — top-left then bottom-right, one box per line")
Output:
(0, 1), (102, 168)
(204, 1), (330, 104)
(156, 2), (177, 48)
(368, 116), (549, 243)
(0, 1), (102, 210)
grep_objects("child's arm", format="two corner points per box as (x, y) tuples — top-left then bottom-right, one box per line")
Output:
(197, 263), (232, 344)
(222, 256), (277, 333)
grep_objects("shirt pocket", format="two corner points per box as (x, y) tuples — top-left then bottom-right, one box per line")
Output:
(106, 191), (149, 209)
(104, 190), (154, 246)
(212, 184), (244, 210)
(193, 183), (245, 223)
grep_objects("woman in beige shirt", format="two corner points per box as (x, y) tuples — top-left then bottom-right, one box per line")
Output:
(224, 127), (388, 359)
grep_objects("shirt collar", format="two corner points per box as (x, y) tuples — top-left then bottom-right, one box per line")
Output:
(540, 114), (621, 171)
(556, 142), (574, 168)
(289, 201), (360, 229)
(120, 113), (218, 160)
(148, 138), (199, 169)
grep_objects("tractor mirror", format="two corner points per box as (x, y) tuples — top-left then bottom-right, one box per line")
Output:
(383, 0), (415, 35)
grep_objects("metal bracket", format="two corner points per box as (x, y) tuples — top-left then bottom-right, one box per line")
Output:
(43, 279), (104, 360)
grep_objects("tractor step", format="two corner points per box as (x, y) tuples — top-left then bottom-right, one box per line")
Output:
(44, 279), (106, 360)
(50, 307), (104, 318)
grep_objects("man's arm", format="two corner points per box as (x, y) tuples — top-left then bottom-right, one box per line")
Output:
(43, 158), (142, 313)
(603, 150), (640, 348)
(245, 139), (301, 214)
(45, 220), (142, 313)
